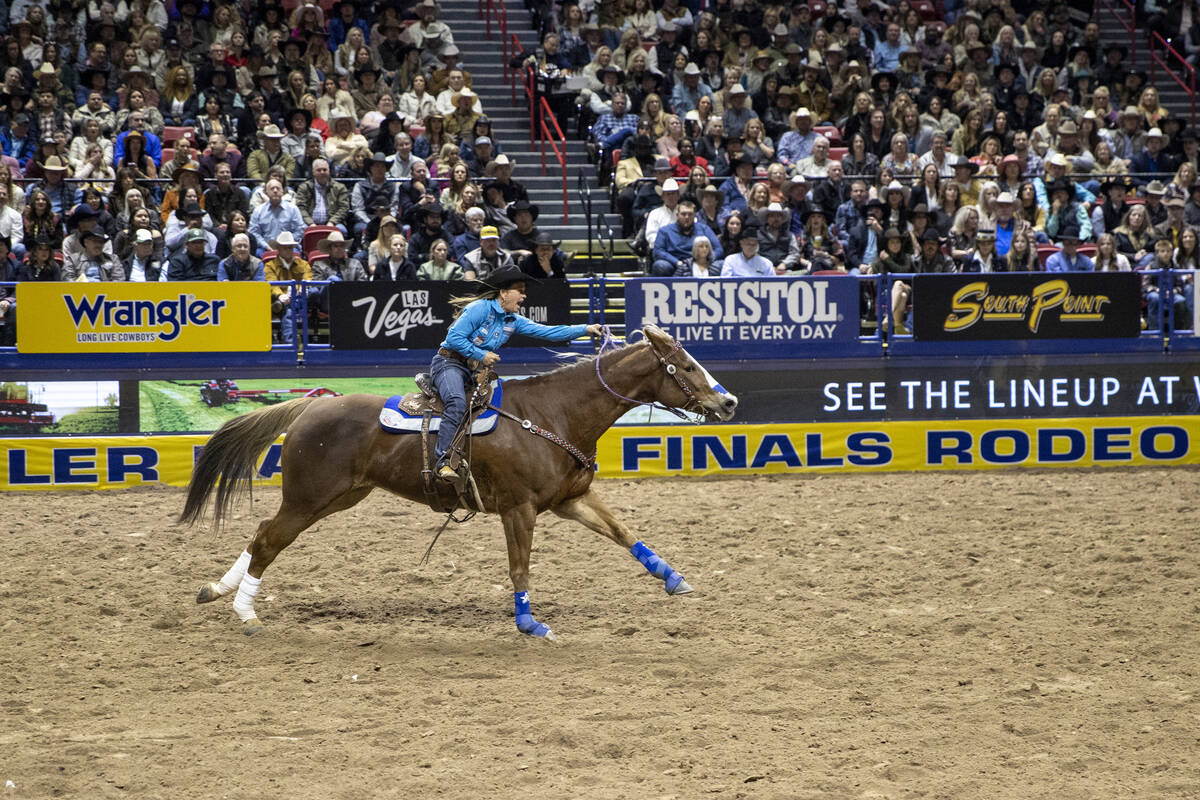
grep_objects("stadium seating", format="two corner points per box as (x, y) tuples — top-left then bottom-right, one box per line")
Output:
(1036, 244), (1061, 267)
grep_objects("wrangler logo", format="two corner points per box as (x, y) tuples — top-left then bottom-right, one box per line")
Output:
(64, 294), (228, 343)
(944, 279), (1110, 333)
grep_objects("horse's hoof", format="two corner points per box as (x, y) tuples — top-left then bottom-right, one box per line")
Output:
(196, 583), (224, 604)
(543, 629), (558, 642)
(242, 618), (265, 636)
(667, 579), (693, 595)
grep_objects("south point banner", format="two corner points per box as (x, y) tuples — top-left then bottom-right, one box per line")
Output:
(4, 416), (1200, 490)
(17, 282), (272, 353)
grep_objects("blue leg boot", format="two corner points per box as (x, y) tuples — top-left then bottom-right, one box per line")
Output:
(514, 591), (556, 641)
(631, 541), (693, 595)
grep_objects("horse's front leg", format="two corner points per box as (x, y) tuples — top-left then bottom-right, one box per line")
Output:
(553, 489), (692, 595)
(501, 502), (556, 641)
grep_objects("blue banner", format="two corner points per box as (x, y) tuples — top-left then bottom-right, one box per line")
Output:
(624, 277), (860, 352)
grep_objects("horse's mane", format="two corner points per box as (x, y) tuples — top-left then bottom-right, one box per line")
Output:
(516, 339), (647, 389)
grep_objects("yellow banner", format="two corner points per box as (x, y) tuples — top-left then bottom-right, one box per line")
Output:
(1, 417), (1198, 490)
(17, 282), (272, 353)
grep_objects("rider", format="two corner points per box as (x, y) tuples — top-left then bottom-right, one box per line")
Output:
(432, 264), (604, 479)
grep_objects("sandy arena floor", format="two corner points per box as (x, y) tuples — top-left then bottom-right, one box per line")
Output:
(2, 469), (1198, 799)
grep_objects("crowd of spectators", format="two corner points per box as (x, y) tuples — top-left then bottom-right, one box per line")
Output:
(536, 0), (1200, 330)
(0, 0), (571, 346)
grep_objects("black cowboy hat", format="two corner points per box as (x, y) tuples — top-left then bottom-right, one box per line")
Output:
(1104, 43), (1128, 58)
(482, 264), (534, 289)
(287, 106), (313, 127)
(355, 65), (381, 80)
(920, 228), (942, 243)
(864, 198), (886, 214)
(1067, 44), (1091, 62)
(533, 231), (559, 248)
(799, 207), (828, 225)
(951, 155), (979, 175)
(728, 154), (755, 171)
(421, 202), (445, 219)
(737, 225), (760, 243)
(282, 35), (306, 50)
(993, 61), (1018, 79)
(79, 67), (109, 87)
(1046, 177), (1074, 196)
(871, 71), (895, 91)
(68, 204), (100, 226)
(505, 199), (540, 222)
(365, 150), (389, 167)
(925, 66), (951, 84)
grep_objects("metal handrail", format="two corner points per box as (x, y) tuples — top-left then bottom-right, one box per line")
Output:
(1149, 32), (1197, 128)
(538, 97), (569, 224)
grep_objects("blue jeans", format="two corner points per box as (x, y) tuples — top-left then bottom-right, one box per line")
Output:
(650, 258), (677, 276)
(1147, 284), (1194, 331)
(430, 352), (472, 463)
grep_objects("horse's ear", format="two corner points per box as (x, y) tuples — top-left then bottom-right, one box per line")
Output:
(642, 324), (674, 350)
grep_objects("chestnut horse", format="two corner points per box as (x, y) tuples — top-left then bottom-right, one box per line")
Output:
(181, 326), (738, 640)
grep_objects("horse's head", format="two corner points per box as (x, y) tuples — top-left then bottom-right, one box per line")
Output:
(641, 325), (738, 422)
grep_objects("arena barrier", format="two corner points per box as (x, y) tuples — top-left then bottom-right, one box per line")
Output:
(3, 412), (1200, 491)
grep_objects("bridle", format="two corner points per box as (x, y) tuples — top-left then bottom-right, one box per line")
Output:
(593, 327), (707, 422)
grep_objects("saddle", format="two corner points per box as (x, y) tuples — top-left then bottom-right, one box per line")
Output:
(412, 368), (497, 518)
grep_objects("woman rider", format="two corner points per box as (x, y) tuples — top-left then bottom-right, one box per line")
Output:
(432, 265), (604, 479)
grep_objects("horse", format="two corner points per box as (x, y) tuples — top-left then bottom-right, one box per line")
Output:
(180, 325), (738, 640)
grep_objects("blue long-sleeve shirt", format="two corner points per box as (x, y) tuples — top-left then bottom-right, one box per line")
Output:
(653, 220), (723, 267)
(441, 297), (587, 362)
(113, 130), (163, 167)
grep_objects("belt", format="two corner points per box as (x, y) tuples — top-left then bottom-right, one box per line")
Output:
(437, 347), (472, 366)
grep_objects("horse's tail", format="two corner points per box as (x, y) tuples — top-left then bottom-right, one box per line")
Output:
(179, 397), (318, 527)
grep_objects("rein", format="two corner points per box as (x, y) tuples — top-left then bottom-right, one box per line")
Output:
(593, 327), (703, 422)
(487, 403), (596, 468)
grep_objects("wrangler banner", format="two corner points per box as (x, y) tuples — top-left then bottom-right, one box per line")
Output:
(3, 416), (1199, 490)
(912, 272), (1142, 340)
(17, 282), (272, 353)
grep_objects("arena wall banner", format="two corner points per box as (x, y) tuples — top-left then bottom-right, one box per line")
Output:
(4, 415), (1200, 490)
(912, 273), (1142, 340)
(17, 282), (272, 353)
(328, 280), (571, 349)
(624, 276), (860, 351)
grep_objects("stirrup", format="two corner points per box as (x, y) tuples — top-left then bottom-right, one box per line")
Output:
(436, 463), (457, 481)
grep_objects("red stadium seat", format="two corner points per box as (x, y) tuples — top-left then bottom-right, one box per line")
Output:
(302, 225), (338, 256)
(815, 125), (841, 145)
(162, 126), (196, 147)
(262, 249), (278, 262)
(828, 146), (848, 161)
(1036, 244), (1061, 267)
(308, 250), (329, 264)
(912, 0), (937, 20)
(160, 148), (175, 165)
(1, 154), (21, 178)
(612, 147), (621, 166)
(1075, 243), (1097, 257)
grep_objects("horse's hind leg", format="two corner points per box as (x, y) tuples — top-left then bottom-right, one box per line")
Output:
(553, 489), (692, 595)
(200, 487), (373, 635)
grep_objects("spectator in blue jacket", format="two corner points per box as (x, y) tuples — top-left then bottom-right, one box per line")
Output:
(112, 111), (163, 168)
(1, 113), (36, 169)
(1044, 224), (1095, 272)
(651, 199), (722, 276)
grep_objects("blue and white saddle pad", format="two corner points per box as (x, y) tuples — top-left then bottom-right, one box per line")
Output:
(379, 380), (503, 435)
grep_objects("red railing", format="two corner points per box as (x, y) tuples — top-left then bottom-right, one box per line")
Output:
(1095, 0), (1137, 64)
(1149, 32), (1198, 128)
(538, 97), (569, 223)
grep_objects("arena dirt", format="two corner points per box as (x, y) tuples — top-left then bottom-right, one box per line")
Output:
(2, 468), (1198, 799)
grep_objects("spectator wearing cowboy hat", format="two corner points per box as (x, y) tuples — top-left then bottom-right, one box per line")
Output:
(280, 107), (315, 161)
(350, 151), (399, 236)
(63, 203), (115, 278)
(125, 228), (169, 283)
(24, 154), (72, 214)
(264, 231), (312, 343)
(444, 87), (482, 140)
(309, 228), (368, 311)
(486, 154), (528, 204)
(519, 231), (568, 279)
(408, 203), (452, 263)
(500, 199), (542, 260)
(651, 197), (722, 276)
(644, 178), (680, 248)
(63, 229), (125, 282)
(324, 108), (370, 168)
(253, 66), (286, 119)
(164, 201), (218, 258)
(350, 65), (385, 119)
(247, 124), (297, 181)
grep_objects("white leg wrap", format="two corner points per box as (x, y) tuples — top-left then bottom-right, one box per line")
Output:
(232, 573), (261, 622)
(215, 551), (252, 596)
